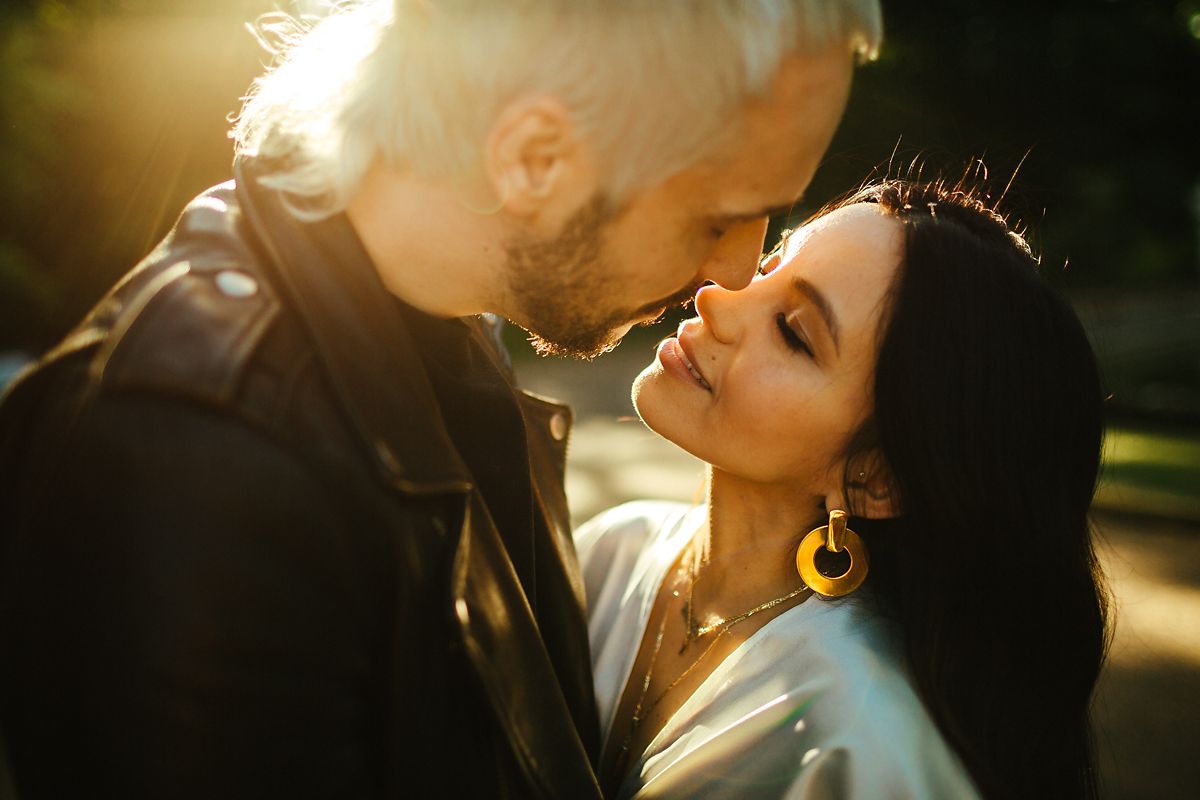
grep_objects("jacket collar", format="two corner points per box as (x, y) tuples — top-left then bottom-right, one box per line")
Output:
(230, 165), (601, 796)
(233, 160), (473, 496)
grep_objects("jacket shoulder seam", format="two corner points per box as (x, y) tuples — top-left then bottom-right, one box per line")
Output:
(92, 259), (281, 409)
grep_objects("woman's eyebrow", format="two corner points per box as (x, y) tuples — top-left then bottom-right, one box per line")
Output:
(792, 276), (840, 353)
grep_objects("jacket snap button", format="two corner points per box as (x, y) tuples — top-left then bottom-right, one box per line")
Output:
(549, 411), (568, 441)
(215, 270), (259, 298)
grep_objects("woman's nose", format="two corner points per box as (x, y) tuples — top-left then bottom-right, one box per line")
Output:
(694, 283), (739, 343)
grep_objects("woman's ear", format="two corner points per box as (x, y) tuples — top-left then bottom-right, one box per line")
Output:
(834, 449), (902, 520)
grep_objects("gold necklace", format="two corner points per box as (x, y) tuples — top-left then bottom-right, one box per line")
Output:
(679, 542), (707, 653)
(679, 539), (786, 651)
(613, 570), (810, 772)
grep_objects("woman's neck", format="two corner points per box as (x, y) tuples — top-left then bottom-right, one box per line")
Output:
(697, 467), (824, 609)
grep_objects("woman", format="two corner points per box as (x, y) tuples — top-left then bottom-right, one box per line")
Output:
(576, 180), (1109, 799)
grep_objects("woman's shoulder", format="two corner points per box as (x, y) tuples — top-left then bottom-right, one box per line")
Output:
(574, 500), (700, 621)
(635, 598), (981, 799)
(574, 501), (698, 579)
(576, 501), (703, 739)
(575, 499), (697, 547)
(788, 601), (980, 797)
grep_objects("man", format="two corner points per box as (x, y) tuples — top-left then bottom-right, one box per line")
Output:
(0, 1), (881, 797)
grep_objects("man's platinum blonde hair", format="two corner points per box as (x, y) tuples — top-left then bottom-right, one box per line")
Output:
(233, 0), (883, 220)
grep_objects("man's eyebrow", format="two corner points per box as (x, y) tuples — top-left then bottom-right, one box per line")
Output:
(792, 276), (840, 353)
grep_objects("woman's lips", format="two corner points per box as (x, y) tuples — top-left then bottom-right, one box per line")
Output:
(657, 337), (712, 391)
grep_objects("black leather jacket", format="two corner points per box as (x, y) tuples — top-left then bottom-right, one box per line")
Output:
(0, 163), (602, 799)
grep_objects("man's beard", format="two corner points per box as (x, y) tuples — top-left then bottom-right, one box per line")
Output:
(503, 194), (638, 359)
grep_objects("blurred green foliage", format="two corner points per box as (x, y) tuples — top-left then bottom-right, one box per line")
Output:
(1, 0), (1197, 371)
(0, 1), (85, 346)
(0, 0), (271, 350)
(1098, 423), (1200, 519)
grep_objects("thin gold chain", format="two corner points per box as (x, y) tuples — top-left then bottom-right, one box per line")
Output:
(680, 540), (798, 651)
(692, 585), (808, 638)
(614, 581), (810, 770)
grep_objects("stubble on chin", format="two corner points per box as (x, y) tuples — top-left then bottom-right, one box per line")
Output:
(502, 194), (629, 359)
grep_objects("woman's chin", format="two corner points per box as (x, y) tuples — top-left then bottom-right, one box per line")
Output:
(632, 363), (697, 455)
(630, 363), (659, 427)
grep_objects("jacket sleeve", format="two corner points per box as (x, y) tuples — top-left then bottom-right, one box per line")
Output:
(1, 391), (394, 799)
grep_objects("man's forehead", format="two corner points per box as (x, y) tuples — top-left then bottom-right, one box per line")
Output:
(633, 51), (852, 223)
(704, 59), (851, 206)
(676, 131), (813, 214)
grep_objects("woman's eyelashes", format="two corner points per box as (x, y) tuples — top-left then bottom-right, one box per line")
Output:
(775, 312), (814, 357)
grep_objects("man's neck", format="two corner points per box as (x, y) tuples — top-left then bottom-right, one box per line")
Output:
(345, 163), (507, 319)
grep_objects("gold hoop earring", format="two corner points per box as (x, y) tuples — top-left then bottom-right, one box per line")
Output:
(795, 509), (869, 599)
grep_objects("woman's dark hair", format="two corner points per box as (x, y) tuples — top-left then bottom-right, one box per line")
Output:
(832, 180), (1109, 799)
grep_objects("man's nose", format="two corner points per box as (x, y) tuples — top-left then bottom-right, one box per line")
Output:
(700, 217), (770, 291)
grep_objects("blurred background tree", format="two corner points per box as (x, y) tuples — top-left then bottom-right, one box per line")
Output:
(814, 0), (1200, 289)
(0, 0), (1198, 417)
(799, 0), (1200, 424)
(0, 0), (268, 350)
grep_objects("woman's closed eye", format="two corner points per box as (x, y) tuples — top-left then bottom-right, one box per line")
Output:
(775, 312), (814, 357)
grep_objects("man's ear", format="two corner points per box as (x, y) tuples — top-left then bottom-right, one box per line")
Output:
(484, 97), (594, 220)
(834, 449), (902, 520)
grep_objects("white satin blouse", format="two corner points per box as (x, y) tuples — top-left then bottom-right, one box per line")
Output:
(576, 501), (981, 800)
